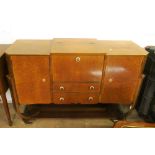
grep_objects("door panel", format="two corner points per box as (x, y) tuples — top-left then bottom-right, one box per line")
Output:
(11, 56), (51, 104)
(51, 55), (104, 82)
(104, 55), (144, 81)
(100, 80), (139, 104)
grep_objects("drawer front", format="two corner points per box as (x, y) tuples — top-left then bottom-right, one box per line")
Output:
(51, 55), (104, 82)
(53, 83), (100, 92)
(53, 93), (99, 104)
(104, 55), (144, 82)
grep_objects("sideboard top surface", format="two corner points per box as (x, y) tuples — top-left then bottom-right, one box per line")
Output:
(51, 38), (98, 54)
(0, 44), (11, 57)
(97, 40), (148, 55)
(6, 40), (52, 55)
(6, 39), (148, 55)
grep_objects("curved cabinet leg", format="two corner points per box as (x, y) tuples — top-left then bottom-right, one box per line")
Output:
(6, 75), (39, 123)
(1, 93), (12, 126)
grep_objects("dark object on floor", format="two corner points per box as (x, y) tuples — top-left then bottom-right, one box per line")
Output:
(113, 120), (155, 128)
(137, 46), (155, 122)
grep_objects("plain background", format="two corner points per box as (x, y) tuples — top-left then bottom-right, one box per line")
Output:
(0, 0), (155, 154)
(0, 0), (155, 47)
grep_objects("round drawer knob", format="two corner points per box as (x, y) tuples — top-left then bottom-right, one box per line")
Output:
(90, 86), (95, 90)
(108, 78), (113, 83)
(60, 86), (64, 91)
(88, 97), (93, 101)
(42, 78), (46, 82)
(75, 57), (80, 62)
(60, 97), (64, 101)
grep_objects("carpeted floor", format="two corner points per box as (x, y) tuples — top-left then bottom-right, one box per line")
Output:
(0, 103), (143, 128)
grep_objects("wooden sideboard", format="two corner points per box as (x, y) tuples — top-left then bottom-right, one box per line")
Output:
(5, 39), (148, 121)
(0, 44), (12, 126)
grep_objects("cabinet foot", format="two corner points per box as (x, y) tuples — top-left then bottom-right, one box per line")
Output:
(22, 118), (33, 124)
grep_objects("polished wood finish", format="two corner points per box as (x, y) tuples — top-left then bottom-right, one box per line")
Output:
(101, 80), (140, 104)
(52, 55), (104, 82)
(53, 82), (100, 92)
(113, 120), (155, 128)
(51, 38), (98, 53)
(10, 56), (51, 104)
(102, 55), (144, 81)
(53, 93), (99, 104)
(6, 40), (51, 55)
(101, 55), (145, 104)
(97, 40), (147, 55)
(6, 39), (147, 108)
(0, 44), (12, 126)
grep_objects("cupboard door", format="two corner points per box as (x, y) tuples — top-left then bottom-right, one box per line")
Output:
(11, 56), (51, 104)
(100, 80), (139, 104)
(104, 55), (144, 81)
(101, 55), (144, 104)
(51, 55), (104, 82)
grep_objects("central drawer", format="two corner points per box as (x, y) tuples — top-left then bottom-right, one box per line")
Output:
(53, 93), (99, 104)
(53, 82), (100, 92)
(51, 55), (104, 82)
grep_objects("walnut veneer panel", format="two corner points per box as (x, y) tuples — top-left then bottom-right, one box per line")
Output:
(53, 82), (100, 92)
(5, 39), (148, 55)
(52, 55), (104, 82)
(97, 40), (147, 55)
(6, 39), (148, 106)
(51, 38), (98, 54)
(53, 93), (99, 104)
(101, 80), (139, 104)
(6, 40), (51, 55)
(100, 55), (145, 104)
(11, 56), (51, 104)
(103, 55), (144, 81)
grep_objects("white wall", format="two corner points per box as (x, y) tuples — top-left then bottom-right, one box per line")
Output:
(0, 0), (155, 47)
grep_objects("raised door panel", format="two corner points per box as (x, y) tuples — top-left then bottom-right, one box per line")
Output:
(51, 55), (104, 82)
(101, 80), (138, 104)
(104, 55), (144, 82)
(11, 56), (51, 104)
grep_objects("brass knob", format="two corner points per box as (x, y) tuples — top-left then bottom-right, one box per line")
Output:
(60, 86), (64, 91)
(59, 97), (64, 101)
(75, 57), (80, 62)
(42, 78), (46, 82)
(90, 86), (95, 90)
(88, 97), (93, 101)
(108, 78), (113, 83)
